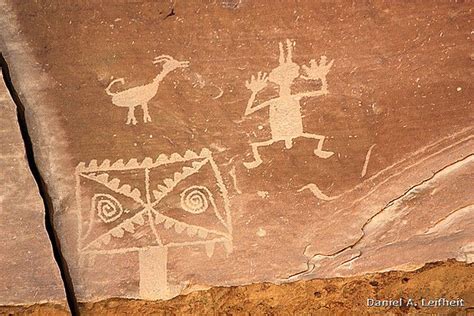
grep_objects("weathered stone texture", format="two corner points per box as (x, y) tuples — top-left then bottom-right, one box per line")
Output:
(0, 73), (66, 306)
(0, 0), (472, 303)
(79, 261), (474, 315)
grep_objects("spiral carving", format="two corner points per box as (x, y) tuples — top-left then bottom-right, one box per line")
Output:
(180, 186), (212, 214)
(93, 194), (123, 223)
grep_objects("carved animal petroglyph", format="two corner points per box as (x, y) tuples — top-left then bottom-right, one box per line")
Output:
(243, 39), (335, 169)
(75, 148), (232, 299)
(105, 55), (189, 125)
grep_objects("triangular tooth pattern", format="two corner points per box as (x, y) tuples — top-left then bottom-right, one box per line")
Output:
(131, 213), (145, 226)
(152, 190), (163, 201)
(85, 172), (129, 193)
(152, 213), (213, 240)
(184, 150), (198, 160)
(111, 159), (124, 168)
(192, 161), (204, 169)
(88, 159), (98, 169)
(85, 211), (151, 251)
(155, 213), (165, 224)
(156, 184), (168, 193)
(108, 178), (120, 190)
(205, 242), (215, 258)
(155, 154), (169, 165)
(141, 157), (153, 168)
(130, 188), (141, 200)
(164, 218), (174, 229)
(125, 158), (139, 168)
(181, 166), (195, 176)
(95, 173), (109, 183)
(110, 227), (125, 238)
(174, 222), (186, 233)
(163, 178), (174, 188)
(99, 159), (111, 169)
(170, 153), (183, 161)
(76, 162), (86, 172)
(186, 226), (198, 237)
(119, 184), (132, 195)
(197, 228), (209, 239)
(199, 148), (211, 158)
(122, 220), (135, 233)
(153, 161), (205, 201)
(173, 172), (183, 182)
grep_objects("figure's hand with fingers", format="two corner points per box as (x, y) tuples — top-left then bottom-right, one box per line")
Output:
(301, 56), (334, 81)
(245, 72), (268, 93)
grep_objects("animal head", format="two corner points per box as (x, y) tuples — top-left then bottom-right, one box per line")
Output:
(268, 39), (300, 88)
(153, 55), (189, 71)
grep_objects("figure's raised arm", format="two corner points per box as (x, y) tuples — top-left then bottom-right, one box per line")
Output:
(244, 72), (270, 116)
(301, 56), (334, 93)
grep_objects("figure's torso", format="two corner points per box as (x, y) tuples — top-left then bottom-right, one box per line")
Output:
(268, 96), (303, 140)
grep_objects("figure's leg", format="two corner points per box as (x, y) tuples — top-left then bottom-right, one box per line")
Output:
(284, 138), (293, 149)
(244, 139), (275, 169)
(301, 133), (334, 159)
(127, 106), (137, 125)
(142, 103), (152, 123)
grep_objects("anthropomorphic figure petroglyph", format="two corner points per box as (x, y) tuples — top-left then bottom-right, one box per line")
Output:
(105, 55), (189, 125)
(243, 39), (335, 169)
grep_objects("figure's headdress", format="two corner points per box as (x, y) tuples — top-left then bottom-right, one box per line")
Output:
(279, 39), (295, 64)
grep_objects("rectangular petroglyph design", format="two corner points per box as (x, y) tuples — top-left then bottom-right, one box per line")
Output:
(75, 148), (232, 299)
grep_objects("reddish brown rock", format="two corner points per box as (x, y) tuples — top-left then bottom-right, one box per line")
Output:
(1, 0), (472, 303)
(0, 72), (67, 307)
(78, 261), (474, 315)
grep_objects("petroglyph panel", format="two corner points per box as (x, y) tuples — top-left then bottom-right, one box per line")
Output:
(1, 0), (472, 302)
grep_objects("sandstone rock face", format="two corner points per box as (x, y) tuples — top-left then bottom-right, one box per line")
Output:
(0, 72), (66, 306)
(1, 0), (472, 302)
(78, 261), (473, 315)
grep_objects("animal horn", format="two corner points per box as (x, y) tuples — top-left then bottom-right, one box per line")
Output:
(155, 54), (173, 60)
(278, 42), (285, 64)
(286, 39), (293, 62)
(153, 54), (173, 63)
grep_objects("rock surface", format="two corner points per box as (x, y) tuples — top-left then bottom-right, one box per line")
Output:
(0, 0), (472, 302)
(0, 72), (67, 307)
(79, 261), (474, 315)
(1, 261), (472, 315)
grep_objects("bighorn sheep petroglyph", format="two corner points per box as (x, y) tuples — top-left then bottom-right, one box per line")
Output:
(105, 55), (189, 125)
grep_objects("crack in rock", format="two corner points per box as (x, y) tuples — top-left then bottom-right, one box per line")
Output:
(285, 153), (474, 280)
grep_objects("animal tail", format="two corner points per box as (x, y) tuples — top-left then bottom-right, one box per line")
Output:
(105, 78), (125, 96)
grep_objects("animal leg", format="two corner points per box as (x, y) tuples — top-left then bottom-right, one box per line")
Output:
(301, 133), (334, 159)
(243, 139), (275, 169)
(141, 103), (152, 123)
(126, 106), (137, 125)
